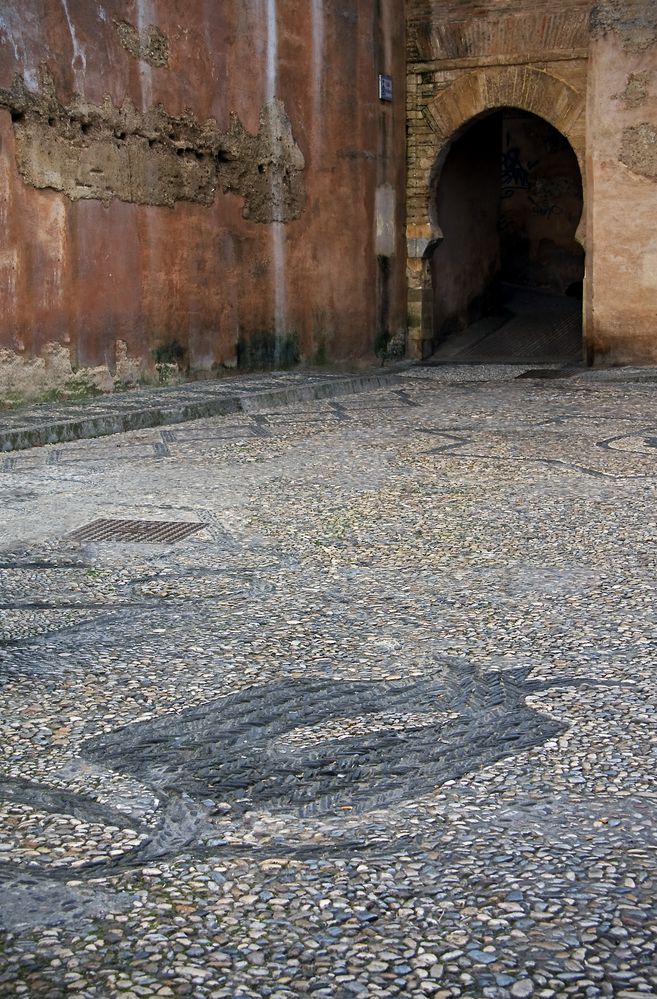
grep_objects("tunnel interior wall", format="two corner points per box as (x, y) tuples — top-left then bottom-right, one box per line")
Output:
(431, 115), (502, 341)
(499, 112), (584, 296)
(0, 0), (407, 403)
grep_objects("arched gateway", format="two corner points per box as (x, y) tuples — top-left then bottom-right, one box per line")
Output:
(407, 67), (588, 362)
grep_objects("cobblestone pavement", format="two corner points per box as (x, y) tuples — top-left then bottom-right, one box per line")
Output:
(1, 365), (656, 998)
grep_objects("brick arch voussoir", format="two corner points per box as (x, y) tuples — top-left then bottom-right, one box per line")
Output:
(421, 65), (586, 242)
(423, 67), (584, 157)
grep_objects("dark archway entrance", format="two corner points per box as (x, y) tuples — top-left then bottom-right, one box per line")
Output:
(427, 109), (584, 364)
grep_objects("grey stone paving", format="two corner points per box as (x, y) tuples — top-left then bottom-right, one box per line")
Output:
(0, 366), (656, 997)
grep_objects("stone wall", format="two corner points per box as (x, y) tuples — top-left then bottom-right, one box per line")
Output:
(407, 0), (657, 364)
(0, 1), (406, 404)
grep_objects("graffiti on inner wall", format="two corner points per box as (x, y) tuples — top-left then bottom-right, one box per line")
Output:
(528, 194), (563, 218)
(501, 135), (538, 196)
(497, 114), (584, 295)
(501, 132), (573, 218)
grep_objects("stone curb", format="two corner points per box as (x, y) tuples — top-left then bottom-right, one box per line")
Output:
(0, 372), (403, 453)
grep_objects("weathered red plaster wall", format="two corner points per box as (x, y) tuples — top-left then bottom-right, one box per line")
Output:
(586, 1), (657, 363)
(0, 1), (406, 399)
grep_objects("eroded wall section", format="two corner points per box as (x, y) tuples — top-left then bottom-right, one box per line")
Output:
(1, 70), (305, 219)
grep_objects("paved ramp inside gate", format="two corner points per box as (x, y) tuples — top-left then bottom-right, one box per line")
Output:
(426, 285), (583, 366)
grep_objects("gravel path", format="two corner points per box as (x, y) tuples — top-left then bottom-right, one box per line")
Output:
(0, 368), (656, 997)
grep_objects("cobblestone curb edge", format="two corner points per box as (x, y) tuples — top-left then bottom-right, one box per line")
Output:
(0, 372), (404, 452)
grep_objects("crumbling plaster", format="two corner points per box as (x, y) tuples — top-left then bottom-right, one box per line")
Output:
(620, 122), (657, 179)
(0, 0), (408, 401)
(0, 70), (305, 221)
(0, 340), (144, 407)
(113, 18), (170, 68)
(591, 0), (657, 52)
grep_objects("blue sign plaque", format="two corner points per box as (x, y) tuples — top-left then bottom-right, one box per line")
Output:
(378, 74), (393, 102)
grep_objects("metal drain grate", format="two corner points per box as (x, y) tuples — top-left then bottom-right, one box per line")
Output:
(68, 519), (203, 544)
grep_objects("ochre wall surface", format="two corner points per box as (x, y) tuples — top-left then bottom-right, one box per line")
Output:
(587, 1), (657, 363)
(0, 1), (406, 402)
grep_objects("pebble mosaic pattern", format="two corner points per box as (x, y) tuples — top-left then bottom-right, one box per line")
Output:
(0, 365), (656, 997)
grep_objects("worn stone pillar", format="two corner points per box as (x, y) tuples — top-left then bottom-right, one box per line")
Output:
(586, 0), (657, 363)
(406, 222), (438, 359)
